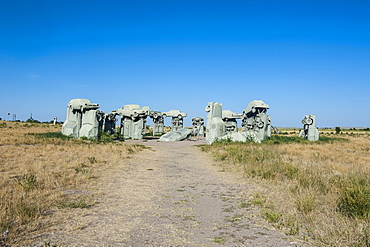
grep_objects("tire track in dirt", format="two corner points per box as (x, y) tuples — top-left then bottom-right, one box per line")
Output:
(29, 139), (304, 246)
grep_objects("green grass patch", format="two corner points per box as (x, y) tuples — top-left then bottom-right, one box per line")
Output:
(16, 174), (38, 191)
(261, 135), (348, 144)
(211, 236), (226, 244)
(337, 176), (370, 220)
(296, 194), (316, 214)
(27, 131), (72, 140)
(262, 209), (282, 223)
(58, 196), (93, 209)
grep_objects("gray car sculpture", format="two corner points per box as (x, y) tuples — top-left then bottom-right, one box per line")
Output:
(149, 111), (164, 135)
(162, 110), (187, 131)
(192, 117), (205, 137)
(298, 114), (319, 141)
(104, 112), (117, 134)
(205, 100), (272, 144)
(110, 104), (150, 140)
(222, 110), (242, 134)
(205, 102), (225, 144)
(159, 128), (192, 141)
(241, 100), (271, 142)
(62, 99), (104, 139)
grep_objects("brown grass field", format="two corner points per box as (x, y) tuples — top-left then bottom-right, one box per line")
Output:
(201, 131), (370, 246)
(0, 121), (145, 246)
(0, 121), (369, 246)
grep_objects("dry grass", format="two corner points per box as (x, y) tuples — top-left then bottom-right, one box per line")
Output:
(200, 133), (370, 246)
(0, 121), (145, 245)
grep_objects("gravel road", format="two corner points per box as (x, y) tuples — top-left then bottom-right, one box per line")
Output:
(29, 138), (304, 246)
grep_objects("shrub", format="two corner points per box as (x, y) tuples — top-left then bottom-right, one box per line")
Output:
(25, 118), (40, 123)
(337, 177), (370, 220)
(99, 132), (114, 143)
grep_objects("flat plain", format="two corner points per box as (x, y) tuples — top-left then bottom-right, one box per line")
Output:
(0, 121), (369, 246)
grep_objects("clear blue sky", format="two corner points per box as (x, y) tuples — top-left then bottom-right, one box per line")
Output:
(1, 0), (369, 127)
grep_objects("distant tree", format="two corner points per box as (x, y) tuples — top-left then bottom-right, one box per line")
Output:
(26, 118), (40, 123)
(335, 127), (341, 134)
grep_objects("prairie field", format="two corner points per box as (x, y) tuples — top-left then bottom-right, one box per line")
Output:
(201, 133), (370, 246)
(0, 121), (145, 245)
(1, 120), (369, 246)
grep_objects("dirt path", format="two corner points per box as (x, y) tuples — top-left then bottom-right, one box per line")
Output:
(29, 138), (303, 246)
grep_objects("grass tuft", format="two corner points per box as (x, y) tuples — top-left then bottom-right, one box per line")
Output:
(16, 174), (38, 191)
(337, 176), (370, 220)
(211, 236), (226, 244)
(262, 209), (282, 223)
(296, 194), (316, 215)
(58, 196), (94, 209)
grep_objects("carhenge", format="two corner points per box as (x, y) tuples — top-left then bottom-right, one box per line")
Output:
(61, 99), (190, 141)
(61, 98), (317, 143)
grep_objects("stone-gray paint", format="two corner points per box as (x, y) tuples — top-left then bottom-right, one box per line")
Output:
(222, 110), (242, 134)
(104, 112), (117, 134)
(241, 100), (271, 142)
(162, 110), (187, 131)
(205, 100), (272, 144)
(111, 104), (150, 140)
(79, 109), (104, 139)
(159, 128), (192, 141)
(62, 99), (104, 139)
(205, 102), (225, 144)
(298, 114), (320, 141)
(149, 111), (164, 136)
(192, 117), (205, 137)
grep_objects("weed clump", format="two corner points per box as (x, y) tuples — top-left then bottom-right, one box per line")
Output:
(17, 174), (38, 191)
(58, 196), (94, 209)
(337, 176), (370, 220)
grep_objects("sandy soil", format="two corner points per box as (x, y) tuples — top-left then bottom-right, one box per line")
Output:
(25, 137), (305, 246)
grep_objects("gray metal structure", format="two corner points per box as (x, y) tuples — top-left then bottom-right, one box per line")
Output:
(111, 104), (150, 140)
(162, 110), (187, 131)
(241, 100), (271, 142)
(298, 114), (320, 141)
(104, 112), (117, 134)
(205, 102), (225, 144)
(80, 109), (104, 139)
(222, 110), (242, 134)
(191, 117), (205, 137)
(159, 128), (192, 142)
(149, 111), (164, 136)
(62, 99), (104, 139)
(62, 99), (276, 142)
(204, 100), (272, 144)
